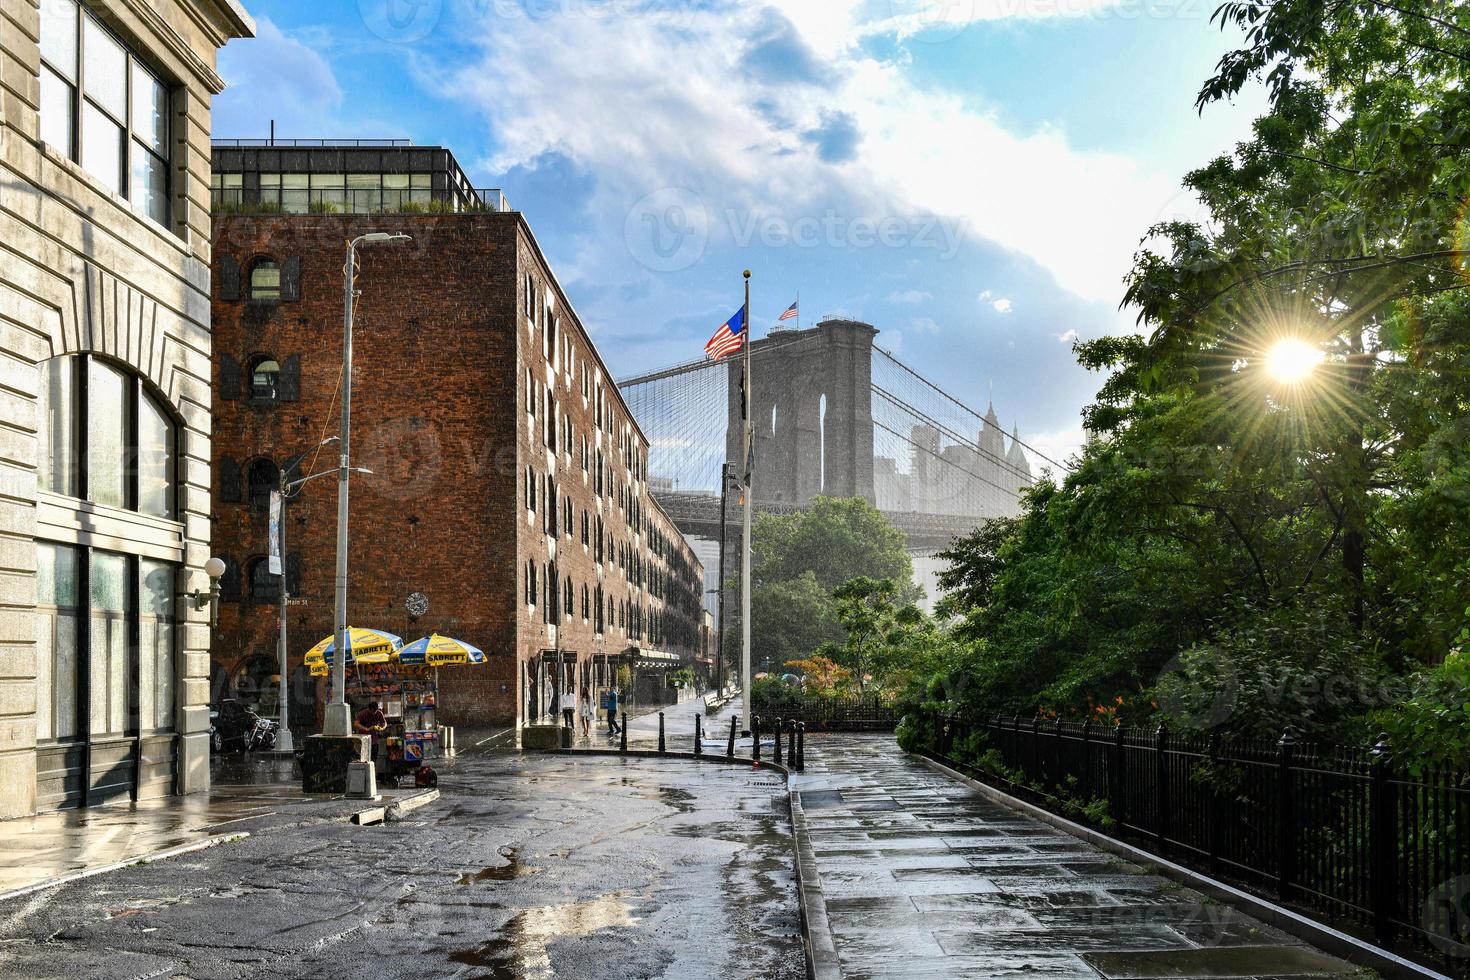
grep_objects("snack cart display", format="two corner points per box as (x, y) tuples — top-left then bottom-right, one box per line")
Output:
(344, 662), (439, 776)
(310, 631), (485, 785)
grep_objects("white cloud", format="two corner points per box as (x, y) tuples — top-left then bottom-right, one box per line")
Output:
(445, 2), (1181, 308)
(911, 316), (941, 334)
(979, 290), (1013, 313)
(861, 0), (1125, 41)
(889, 289), (932, 304)
(1057, 328), (1079, 343)
(215, 18), (342, 138)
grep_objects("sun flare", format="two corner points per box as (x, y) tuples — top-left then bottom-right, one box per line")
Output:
(1264, 338), (1325, 384)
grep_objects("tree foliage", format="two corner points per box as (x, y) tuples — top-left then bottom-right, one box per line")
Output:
(921, 0), (1470, 756)
(733, 496), (921, 677)
(753, 496), (916, 597)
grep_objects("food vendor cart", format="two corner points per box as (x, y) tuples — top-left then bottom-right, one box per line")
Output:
(312, 631), (485, 786)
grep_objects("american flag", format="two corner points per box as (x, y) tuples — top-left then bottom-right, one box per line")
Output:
(705, 307), (746, 362)
(778, 298), (799, 322)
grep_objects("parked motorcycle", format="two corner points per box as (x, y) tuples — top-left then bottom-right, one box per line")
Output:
(210, 699), (278, 753)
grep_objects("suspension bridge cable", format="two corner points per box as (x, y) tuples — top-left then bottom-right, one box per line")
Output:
(871, 419), (1021, 502)
(872, 344), (1072, 472)
(871, 384), (1032, 483)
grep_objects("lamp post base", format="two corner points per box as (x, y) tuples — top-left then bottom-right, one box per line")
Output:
(323, 702), (352, 737)
(274, 728), (295, 753)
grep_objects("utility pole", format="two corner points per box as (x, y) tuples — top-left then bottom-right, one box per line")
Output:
(740, 270), (753, 731)
(273, 473), (292, 753)
(273, 438), (338, 751)
(324, 232), (411, 737)
(716, 461), (729, 692)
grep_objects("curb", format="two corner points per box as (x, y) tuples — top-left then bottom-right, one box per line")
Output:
(388, 787), (440, 819)
(0, 832), (249, 905)
(544, 746), (789, 775)
(789, 787), (842, 980)
(915, 753), (1450, 980)
(349, 787), (441, 826)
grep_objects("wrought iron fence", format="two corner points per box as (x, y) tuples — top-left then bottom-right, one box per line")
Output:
(752, 694), (898, 731)
(920, 712), (1470, 976)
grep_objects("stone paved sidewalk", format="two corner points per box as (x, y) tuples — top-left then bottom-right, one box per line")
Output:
(797, 735), (1364, 980)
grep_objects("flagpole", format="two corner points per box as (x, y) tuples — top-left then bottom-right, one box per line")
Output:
(740, 269), (753, 733)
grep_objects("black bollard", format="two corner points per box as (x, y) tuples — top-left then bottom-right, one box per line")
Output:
(620, 712), (628, 754)
(727, 716), (737, 759)
(752, 715), (762, 764)
(658, 712), (666, 754)
(773, 718), (784, 766)
(796, 722), (806, 772)
(694, 714), (703, 757)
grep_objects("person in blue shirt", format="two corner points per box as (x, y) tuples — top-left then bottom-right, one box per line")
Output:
(603, 687), (621, 735)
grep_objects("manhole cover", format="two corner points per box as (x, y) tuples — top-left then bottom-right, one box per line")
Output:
(800, 790), (844, 810)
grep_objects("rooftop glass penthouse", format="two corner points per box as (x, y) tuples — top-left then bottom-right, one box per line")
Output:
(210, 139), (507, 214)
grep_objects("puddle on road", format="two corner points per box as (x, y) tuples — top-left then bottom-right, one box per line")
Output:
(655, 786), (696, 813)
(448, 892), (639, 978)
(457, 849), (541, 886)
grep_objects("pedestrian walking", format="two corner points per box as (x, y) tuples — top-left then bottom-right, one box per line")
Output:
(603, 687), (621, 735)
(559, 685), (576, 729)
(578, 686), (593, 737)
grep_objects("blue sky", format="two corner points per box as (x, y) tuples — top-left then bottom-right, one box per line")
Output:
(214, 0), (1264, 466)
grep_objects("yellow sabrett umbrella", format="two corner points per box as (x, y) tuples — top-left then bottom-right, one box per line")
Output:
(396, 634), (486, 668)
(304, 627), (402, 677)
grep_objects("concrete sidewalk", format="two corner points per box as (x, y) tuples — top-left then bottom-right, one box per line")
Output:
(0, 760), (437, 901)
(797, 735), (1361, 980)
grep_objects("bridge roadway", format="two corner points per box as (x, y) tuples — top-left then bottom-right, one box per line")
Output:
(653, 489), (982, 552)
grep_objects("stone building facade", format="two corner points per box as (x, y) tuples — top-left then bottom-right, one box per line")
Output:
(0, 0), (252, 817)
(722, 317), (1031, 521)
(208, 153), (706, 730)
(728, 320), (879, 507)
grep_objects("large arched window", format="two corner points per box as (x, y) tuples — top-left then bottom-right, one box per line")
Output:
(248, 458), (279, 510)
(248, 356), (281, 401)
(249, 258), (280, 301)
(38, 354), (177, 519)
(34, 355), (182, 808)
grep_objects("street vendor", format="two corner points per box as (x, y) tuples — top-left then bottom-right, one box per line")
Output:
(354, 700), (388, 761)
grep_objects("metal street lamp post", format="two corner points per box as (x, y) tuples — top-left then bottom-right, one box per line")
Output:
(323, 232), (411, 738)
(272, 437), (338, 754)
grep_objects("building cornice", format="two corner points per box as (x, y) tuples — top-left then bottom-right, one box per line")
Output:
(115, 0), (254, 96)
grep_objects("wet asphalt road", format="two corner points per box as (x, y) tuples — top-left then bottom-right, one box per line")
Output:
(0, 751), (804, 980)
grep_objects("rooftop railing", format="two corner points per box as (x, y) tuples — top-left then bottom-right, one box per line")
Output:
(211, 187), (512, 214)
(212, 138), (414, 148)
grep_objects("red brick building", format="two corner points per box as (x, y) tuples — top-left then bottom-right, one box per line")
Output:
(206, 144), (706, 729)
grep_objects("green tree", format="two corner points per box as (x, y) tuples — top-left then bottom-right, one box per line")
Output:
(820, 577), (930, 692)
(753, 496), (917, 598)
(922, 0), (1470, 750)
(742, 571), (842, 676)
